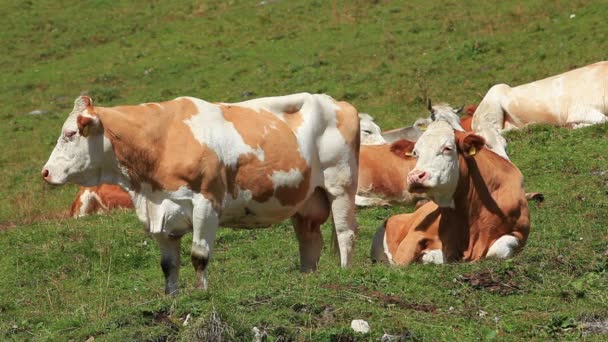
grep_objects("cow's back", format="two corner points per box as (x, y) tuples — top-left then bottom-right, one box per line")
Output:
(506, 61), (608, 125)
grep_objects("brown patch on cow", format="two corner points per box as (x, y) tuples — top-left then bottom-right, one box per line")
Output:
(459, 104), (477, 131)
(389, 139), (416, 159)
(334, 101), (360, 147)
(94, 98), (226, 209)
(221, 105), (310, 206)
(358, 143), (417, 201)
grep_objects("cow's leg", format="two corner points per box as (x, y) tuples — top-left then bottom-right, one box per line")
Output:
(329, 190), (358, 268)
(191, 199), (220, 291)
(292, 214), (323, 272)
(486, 235), (520, 259)
(292, 188), (330, 272)
(156, 234), (182, 295)
(566, 107), (608, 129)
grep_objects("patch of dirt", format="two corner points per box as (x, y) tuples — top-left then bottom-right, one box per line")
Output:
(322, 284), (437, 313)
(580, 315), (608, 335)
(142, 308), (179, 331)
(459, 270), (522, 296)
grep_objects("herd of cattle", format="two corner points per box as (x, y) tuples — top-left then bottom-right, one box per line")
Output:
(42, 61), (608, 294)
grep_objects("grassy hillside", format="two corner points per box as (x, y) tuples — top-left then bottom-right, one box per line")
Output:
(1, 0), (607, 340)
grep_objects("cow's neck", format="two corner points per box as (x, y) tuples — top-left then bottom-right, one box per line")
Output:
(95, 106), (172, 192)
(436, 149), (513, 258)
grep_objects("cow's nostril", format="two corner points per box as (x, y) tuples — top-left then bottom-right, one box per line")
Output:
(42, 169), (49, 178)
(417, 171), (427, 180)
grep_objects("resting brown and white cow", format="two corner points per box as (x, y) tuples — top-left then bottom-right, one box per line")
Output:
(356, 104), (470, 207)
(371, 120), (530, 265)
(70, 184), (133, 218)
(42, 93), (360, 294)
(356, 140), (421, 207)
(472, 61), (608, 159)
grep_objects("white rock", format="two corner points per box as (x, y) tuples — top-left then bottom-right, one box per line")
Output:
(351, 319), (370, 333)
(569, 14), (576, 19)
(182, 313), (191, 326)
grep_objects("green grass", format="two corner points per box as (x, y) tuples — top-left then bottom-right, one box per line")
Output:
(1, 0), (608, 340)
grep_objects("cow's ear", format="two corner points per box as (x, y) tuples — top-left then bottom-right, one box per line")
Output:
(77, 115), (100, 137)
(390, 139), (416, 159)
(464, 104), (477, 116)
(457, 132), (485, 157)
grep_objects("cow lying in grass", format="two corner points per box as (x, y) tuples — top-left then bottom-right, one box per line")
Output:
(371, 120), (530, 264)
(43, 94), (360, 294)
(69, 184), (133, 218)
(472, 61), (608, 159)
(357, 104), (472, 207)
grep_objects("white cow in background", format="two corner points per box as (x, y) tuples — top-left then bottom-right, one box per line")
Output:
(472, 61), (608, 159)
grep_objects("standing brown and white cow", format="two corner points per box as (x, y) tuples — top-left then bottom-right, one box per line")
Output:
(42, 93), (360, 294)
(371, 120), (530, 265)
(472, 61), (608, 159)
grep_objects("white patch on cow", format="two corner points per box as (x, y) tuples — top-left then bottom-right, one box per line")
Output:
(359, 113), (386, 145)
(76, 189), (99, 217)
(421, 249), (445, 264)
(486, 235), (519, 259)
(271, 168), (304, 189)
(183, 97), (265, 165)
(409, 121), (459, 208)
(135, 184), (194, 236)
(383, 232), (394, 265)
(355, 195), (389, 207)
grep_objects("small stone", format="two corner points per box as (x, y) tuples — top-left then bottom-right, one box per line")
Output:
(183, 313), (191, 326)
(351, 319), (370, 333)
(28, 110), (49, 115)
(569, 14), (576, 19)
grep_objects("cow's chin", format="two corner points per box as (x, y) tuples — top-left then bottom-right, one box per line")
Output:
(407, 182), (431, 194)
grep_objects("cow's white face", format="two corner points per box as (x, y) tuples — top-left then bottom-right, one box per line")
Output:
(407, 121), (460, 208)
(42, 97), (110, 186)
(359, 113), (386, 145)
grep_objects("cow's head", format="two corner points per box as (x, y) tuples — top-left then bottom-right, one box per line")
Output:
(405, 120), (485, 208)
(416, 98), (465, 132)
(42, 96), (110, 186)
(359, 113), (386, 145)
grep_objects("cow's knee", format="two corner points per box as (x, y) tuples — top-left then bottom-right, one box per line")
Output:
(486, 235), (519, 259)
(191, 245), (210, 290)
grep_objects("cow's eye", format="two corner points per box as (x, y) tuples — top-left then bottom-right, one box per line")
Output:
(442, 146), (453, 154)
(362, 130), (372, 135)
(65, 130), (77, 139)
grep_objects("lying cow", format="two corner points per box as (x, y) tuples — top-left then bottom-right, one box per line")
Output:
(371, 120), (530, 264)
(70, 184), (133, 218)
(472, 61), (608, 159)
(43, 93), (360, 294)
(356, 104), (470, 207)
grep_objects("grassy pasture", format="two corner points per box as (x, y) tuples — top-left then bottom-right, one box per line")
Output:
(1, 0), (607, 340)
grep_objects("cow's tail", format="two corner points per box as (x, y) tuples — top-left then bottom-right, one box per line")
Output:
(330, 217), (340, 256)
(370, 220), (389, 263)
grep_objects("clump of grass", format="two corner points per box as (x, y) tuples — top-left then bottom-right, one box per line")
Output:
(183, 310), (236, 342)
